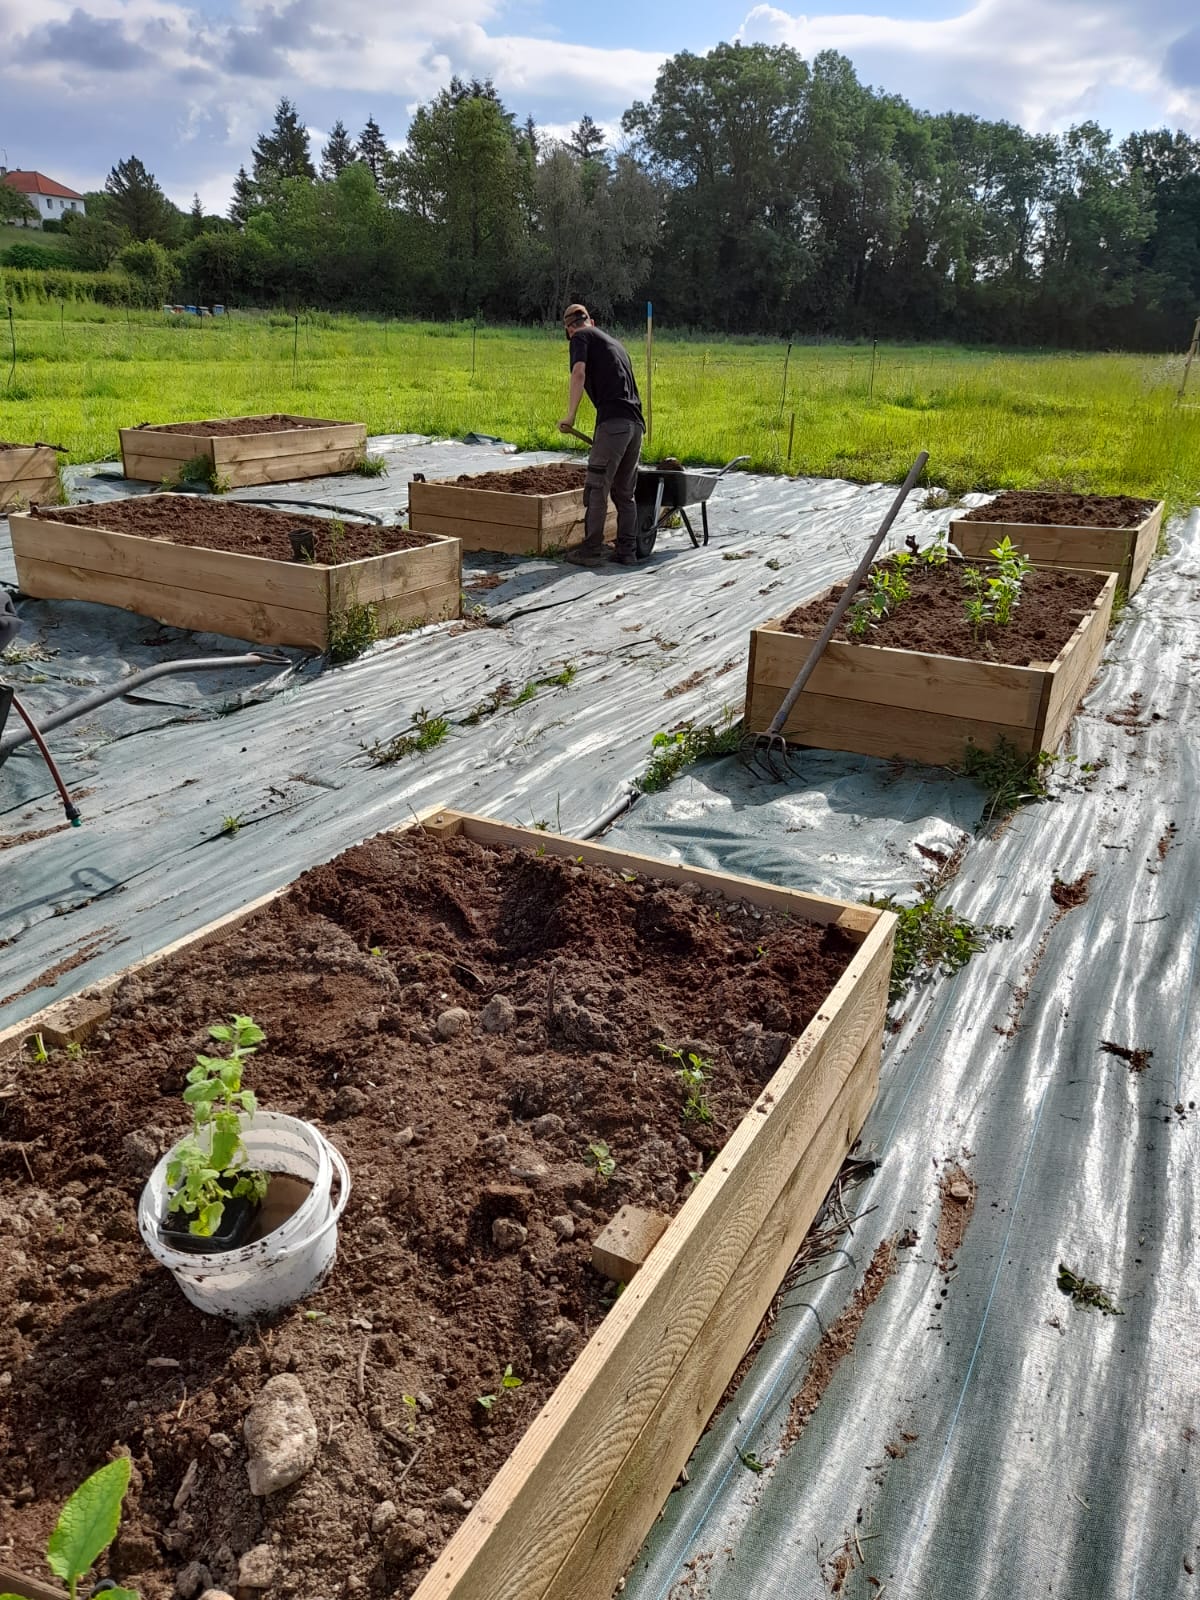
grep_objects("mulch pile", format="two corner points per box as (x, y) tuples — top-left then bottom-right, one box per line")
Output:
(0, 827), (857, 1599)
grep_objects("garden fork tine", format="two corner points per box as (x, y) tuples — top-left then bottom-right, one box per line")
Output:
(740, 451), (930, 781)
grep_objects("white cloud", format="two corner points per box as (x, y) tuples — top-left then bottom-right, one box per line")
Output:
(739, 0), (1200, 134)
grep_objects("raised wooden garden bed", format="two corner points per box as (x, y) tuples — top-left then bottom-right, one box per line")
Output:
(0, 443), (57, 512)
(0, 810), (895, 1600)
(9, 495), (460, 650)
(409, 463), (615, 555)
(950, 490), (1164, 596)
(746, 562), (1118, 765)
(119, 414), (368, 489)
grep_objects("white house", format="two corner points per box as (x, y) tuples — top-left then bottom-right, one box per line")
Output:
(1, 170), (87, 227)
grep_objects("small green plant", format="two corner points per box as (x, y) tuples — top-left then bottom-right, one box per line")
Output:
(640, 712), (742, 793)
(165, 1015), (268, 1238)
(364, 706), (450, 765)
(64, 1039), (85, 1060)
(738, 1449), (768, 1474)
(959, 737), (1056, 824)
(353, 452), (388, 478)
(847, 559), (911, 638)
(0, 1456), (141, 1600)
(476, 1365), (523, 1413)
(921, 532), (950, 565)
(328, 598), (379, 664)
(1057, 1263), (1123, 1316)
(962, 536), (1033, 632)
(401, 1393), (419, 1434)
(867, 894), (1012, 1001)
(542, 661), (577, 688)
(220, 813), (243, 836)
(175, 454), (228, 494)
(657, 1045), (714, 1123)
(28, 1031), (52, 1064)
(765, 557), (782, 571)
(587, 1140), (616, 1179)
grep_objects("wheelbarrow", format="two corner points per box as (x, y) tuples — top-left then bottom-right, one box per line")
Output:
(633, 456), (749, 558)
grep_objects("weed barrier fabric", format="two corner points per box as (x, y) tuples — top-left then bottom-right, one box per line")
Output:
(1, 442), (943, 1023)
(620, 511), (1200, 1600)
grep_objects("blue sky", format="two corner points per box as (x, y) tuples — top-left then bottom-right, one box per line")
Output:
(2, 0), (1198, 214)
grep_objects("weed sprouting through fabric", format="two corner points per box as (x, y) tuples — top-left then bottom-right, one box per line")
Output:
(364, 706), (450, 765)
(639, 711), (743, 793)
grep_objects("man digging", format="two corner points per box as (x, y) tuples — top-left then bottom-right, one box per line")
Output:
(558, 303), (645, 567)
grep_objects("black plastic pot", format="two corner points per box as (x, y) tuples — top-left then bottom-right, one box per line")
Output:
(288, 527), (316, 561)
(160, 1183), (262, 1254)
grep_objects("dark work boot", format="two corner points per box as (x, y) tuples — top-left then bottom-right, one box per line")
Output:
(565, 543), (607, 567)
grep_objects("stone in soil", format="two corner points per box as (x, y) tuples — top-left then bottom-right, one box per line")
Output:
(779, 559), (1107, 666)
(243, 1374), (319, 1495)
(0, 828), (857, 1598)
(137, 414), (340, 437)
(33, 496), (431, 563)
(960, 490), (1157, 529)
(446, 463), (586, 495)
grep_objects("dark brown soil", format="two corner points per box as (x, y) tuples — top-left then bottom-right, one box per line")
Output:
(32, 497), (431, 564)
(1050, 870), (1094, 910)
(1100, 1040), (1154, 1074)
(134, 416), (341, 438)
(779, 560), (1106, 665)
(960, 490), (1157, 529)
(936, 1164), (976, 1271)
(445, 464), (585, 495)
(0, 828), (856, 1599)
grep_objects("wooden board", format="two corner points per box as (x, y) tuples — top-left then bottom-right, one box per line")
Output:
(0, 445), (57, 512)
(118, 419), (367, 488)
(409, 478), (612, 555)
(0, 1560), (66, 1600)
(9, 500), (460, 651)
(950, 502), (1164, 596)
(745, 573), (1117, 764)
(0, 810), (895, 1600)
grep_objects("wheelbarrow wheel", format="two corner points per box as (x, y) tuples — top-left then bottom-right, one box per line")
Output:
(636, 515), (659, 560)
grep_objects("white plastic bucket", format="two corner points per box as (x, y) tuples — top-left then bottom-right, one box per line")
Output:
(138, 1111), (350, 1320)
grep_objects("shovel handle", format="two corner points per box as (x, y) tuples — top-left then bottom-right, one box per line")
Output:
(765, 451), (929, 738)
(561, 425), (594, 448)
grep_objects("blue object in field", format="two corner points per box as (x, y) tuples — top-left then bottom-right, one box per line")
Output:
(213, 304), (225, 315)
(186, 304), (197, 314)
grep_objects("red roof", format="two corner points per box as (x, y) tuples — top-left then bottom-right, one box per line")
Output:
(2, 171), (85, 201)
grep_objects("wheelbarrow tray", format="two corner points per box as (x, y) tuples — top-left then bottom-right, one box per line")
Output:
(636, 467), (722, 510)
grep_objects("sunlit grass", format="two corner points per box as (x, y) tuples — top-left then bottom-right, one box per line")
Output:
(0, 304), (1196, 509)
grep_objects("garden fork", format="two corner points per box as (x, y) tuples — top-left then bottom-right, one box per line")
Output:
(742, 451), (930, 781)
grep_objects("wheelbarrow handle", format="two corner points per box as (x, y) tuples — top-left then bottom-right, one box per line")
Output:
(716, 455), (751, 479)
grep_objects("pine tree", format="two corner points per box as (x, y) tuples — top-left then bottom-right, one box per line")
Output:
(321, 120), (358, 180)
(358, 116), (389, 184)
(252, 97), (316, 194)
(104, 155), (179, 243)
(189, 193), (204, 237)
(568, 116), (607, 161)
(523, 114), (539, 160)
(229, 166), (256, 228)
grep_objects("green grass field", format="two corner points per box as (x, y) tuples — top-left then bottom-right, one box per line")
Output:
(0, 225), (74, 257)
(1, 304), (1197, 507)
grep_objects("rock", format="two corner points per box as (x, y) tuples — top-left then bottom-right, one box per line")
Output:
(478, 1132), (508, 1157)
(333, 1085), (368, 1119)
(492, 1217), (528, 1251)
(731, 1023), (790, 1079)
(551, 994), (618, 1051)
(175, 1560), (212, 1599)
(404, 1507), (427, 1527)
(509, 1159), (550, 1185)
(383, 1521), (429, 1569)
(531, 1113), (565, 1139)
(479, 994), (515, 1034)
(370, 1500), (398, 1536)
(949, 1180), (971, 1201)
(549, 1214), (575, 1240)
(439, 1486), (472, 1513)
(362, 1215), (391, 1245)
(207, 1431), (234, 1457)
(237, 1544), (277, 1589)
(198, 1592), (236, 1600)
(544, 1317), (581, 1366)
(392, 1126), (415, 1147)
(121, 1127), (164, 1178)
(172, 1457), (199, 1509)
(243, 1374), (318, 1496)
(436, 1007), (470, 1040)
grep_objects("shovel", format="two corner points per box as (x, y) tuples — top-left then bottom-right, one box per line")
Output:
(742, 451), (929, 780)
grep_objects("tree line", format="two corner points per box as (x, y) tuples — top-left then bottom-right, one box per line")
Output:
(11, 42), (1200, 348)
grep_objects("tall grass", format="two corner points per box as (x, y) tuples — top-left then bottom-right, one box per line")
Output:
(0, 302), (1195, 505)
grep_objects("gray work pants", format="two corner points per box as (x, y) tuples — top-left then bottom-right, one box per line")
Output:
(583, 418), (643, 555)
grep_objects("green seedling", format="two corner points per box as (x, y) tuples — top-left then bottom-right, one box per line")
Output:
(64, 1040), (85, 1060)
(587, 1140), (616, 1179)
(847, 559), (911, 638)
(28, 1032), (52, 1064)
(1057, 1262), (1123, 1315)
(220, 813), (243, 836)
(165, 1015), (268, 1238)
(640, 712), (742, 793)
(0, 1456), (140, 1600)
(476, 1365), (523, 1413)
(353, 452), (388, 478)
(866, 894), (1011, 1001)
(328, 598), (379, 664)
(401, 1393), (419, 1434)
(738, 1449), (768, 1474)
(962, 536), (1033, 632)
(658, 1044), (715, 1124)
(364, 707), (450, 765)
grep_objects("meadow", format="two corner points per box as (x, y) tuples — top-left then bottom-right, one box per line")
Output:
(1, 298), (1197, 506)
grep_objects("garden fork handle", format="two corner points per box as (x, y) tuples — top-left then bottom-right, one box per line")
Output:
(765, 451), (929, 737)
(562, 425), (594, 447)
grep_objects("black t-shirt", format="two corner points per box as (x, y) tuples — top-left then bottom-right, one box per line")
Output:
(569, 326), (645, 428)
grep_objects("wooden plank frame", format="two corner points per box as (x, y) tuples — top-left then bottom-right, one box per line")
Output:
(118, 417), (368, 490)
(409, 476), (616, 555)
(0, 809), (896, 1600)
(949, 500), (1164, 596)
(8, 498), (461, 650)
(0, 445), (58, 512)
(745, 570), (1118, 765)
